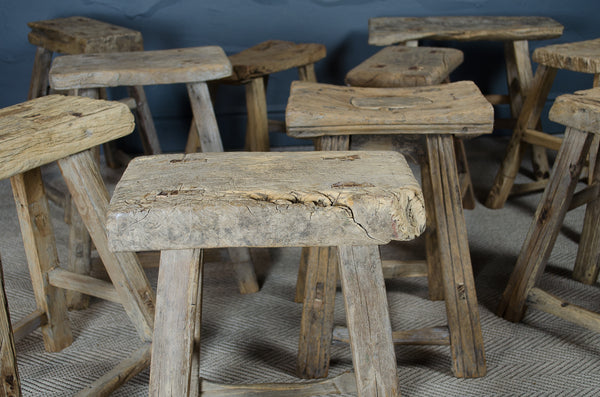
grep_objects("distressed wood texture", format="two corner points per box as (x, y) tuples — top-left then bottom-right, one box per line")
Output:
(0, 95), (134, 180)
(187, 82), (224, 152)
(0, 258), (21, 397)
(333, 325), (450, 346)
(49, 46), (232, 90)
(368, 16), (563, 46)
(28, 46), (52, 99)
(244, 77), (269, 151)
(549, 87), (600, 133)
(28, 16), (143, 54)
(337, 245), (399, 396)
(286, 81), (493, 137)
(533, 38), (600, 73)
(107, 151), (426, 251)
(345, 46), (463, 87)
(222, 40), (326, 82)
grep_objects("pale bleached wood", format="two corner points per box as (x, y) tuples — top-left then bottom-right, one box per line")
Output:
(107, 151), (426, 251)
(13, 310), (47, 343)
(368, 16), (563, 46)
(522, 128), (563, 151)
(128, 86), (162, 154)
(58, 150), (155, 341)
(0, 95), (134, 180)
(187, 82), (224, 152)
(244, 78), (270, 151)
(549, 87), (600, 133)
(10, 169), (73, 352)
(223, 40), (326, 82)
(50, 46), (232, 90)
(337, 245), (399, 397)
(381, 259), (428, 278)
(189, 251), (205, 397)
(533, 38), (600, 74)
(333, 325), (450, 346)
(75, 343), (151, 397)
(345, 46), (463, 87)
(28, 46), (52, 100)
(0, 259), (21, 397)
(426, 135), (486, 378)
(150, 249), (202, 397)
(227, 248), (259, 294)
(526, 287), (600, 333)
(199, 372), (356, 396)
(498, 127), (593, 322)
(28, 16), (143, 54)
(48, 269), (121, 304)
(297, 247), (338, 379)
(66, 201), (92, 310)
(286, 81), (493, 138)
(297, 63), (317, 82)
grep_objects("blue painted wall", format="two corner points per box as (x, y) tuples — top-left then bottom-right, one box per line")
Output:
(1, 1), (598, 152)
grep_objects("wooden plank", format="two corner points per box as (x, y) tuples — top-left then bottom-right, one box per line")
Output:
(510, 180), (548, 196)
(368, 16), (563, 45)
(0, 95), (134, 180)
(485, 94), (510, 105)
(568, 184), (599, 211)
(497, 127), (593, 322)
(48, 269), (121, 304)
(107, 151), (426, 251)
(549, 87), (600, 133)
(187, 82), (224, 152)
(297, 63), (317, 82)
(337, 245), (399, 396)
(286, 81), (494, 138)
(75, 343), (151, 397)
(381, 259), (428, 278)
(426, 135), (486, 378)
(333, 325), (450, 346)
(421, 159), (444, 301)
(28, 46), (52, 100)
(0, 259), (21, 397)
(227, 248), (259, 294)
(13, 310), (47, 343)
(297, 247), (338, 379)
(10, 169), (73, 352)
(533, 38), (600, 74)
(294, 248), (310, 303)
(65, 201), (92, 310)
(58, 150), (155, 341)
(522, 129), (563, 151)
(244, 78), (270, 151)
(128, 86), (162, 155)
(150, 249), (202, 397)
(50, 46), (232, 89)
(527, 288), (600, 332)
(453, 137), (476, 210)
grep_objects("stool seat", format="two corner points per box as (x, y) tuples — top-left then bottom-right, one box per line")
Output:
(549, 87), (600, 131)
(222, 40), (326, 82)
(533, 38), (600, 74)
(28, 16), (143, 54)
(49, 46), (232, 89)
(345, 46), (463, 87)
(107, 151), (425, 251)
(286, 80), (493, 137)
(368, 16), (564, 45)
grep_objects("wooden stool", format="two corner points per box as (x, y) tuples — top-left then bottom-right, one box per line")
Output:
(287, 80), (493, 379)
(0, 95), (155, 395)
(1, 255), (21, 396)
(486, 38), (600, 209)
(185, 40), (326, 152)
(497, 87), (600, 326)
(50, 46), (260, 295)
(106, 150), (425, 397)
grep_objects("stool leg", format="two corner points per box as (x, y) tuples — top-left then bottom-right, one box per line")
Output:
(58, 150), (155, 341)
(337, 245), (399, 397)
(150, 249), (202, 397)
(453, 137), (476, 210)
(486, 64), (557, 209)
(298, 64), (317, 82)
(227, 248), (259, 294)
(128, 86), (162, 155)
(297, 247), (337, 379)
(497, 127), (593, 322)
(187, 82), (224, 152)
(426, 135), (486, 378)
(28, 46), (52, 100)
(10, 170), (73, 352)
(0, 256), (22, 396)
(294, 247), (310, 303)
(421, 159), (444, 301)
(65, 205), (92, 310)
(244, 77), (270, 152)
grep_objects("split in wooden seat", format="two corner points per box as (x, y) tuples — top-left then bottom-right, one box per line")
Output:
(0, 95), (155, 395)
(486, 38), (600, 209)
(287, 80), (493, 379)
(497, 87), (600, 330)
(106, 150), (426, 397)
(185, 40), (326, 152)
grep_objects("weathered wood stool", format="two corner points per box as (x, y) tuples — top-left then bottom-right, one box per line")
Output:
(487, 38), (600, 209)
(185, 40), (326, 152)
(497, 87), (600, 326)
(49, 46), (261, 295)
(287, 80), (493, 379)
(106, 150), (426, 397)
(369, 16), (564, 191)
(1, 255), (21, 396)
(0, 95), (155, 395)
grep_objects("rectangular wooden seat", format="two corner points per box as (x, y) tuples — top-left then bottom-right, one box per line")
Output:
(345, 46), (463, 87)
(533, 38), (600, 74)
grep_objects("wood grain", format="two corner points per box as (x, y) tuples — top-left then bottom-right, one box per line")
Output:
(533, 38), (600, 74)
(0, 258), (21, 397)
(549, 87), (600, 133)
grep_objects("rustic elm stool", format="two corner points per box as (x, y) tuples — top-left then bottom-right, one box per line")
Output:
(106, 150), (425, 397)
(487, 38), (600, 209)
(1, 255), (21, 396)
(0, 95), (155, 395)
(286, 80), (494, 379)
(185, 40), (326, 152)
(497, 87), (600, 326)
